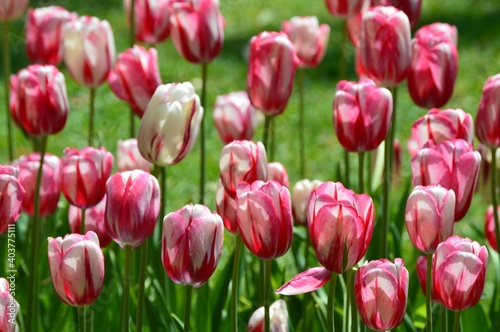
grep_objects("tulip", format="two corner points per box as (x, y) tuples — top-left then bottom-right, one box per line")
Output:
(0, 277), (19, 332)
(247, 31), (299, 116)
(0, 166), (24, 234)
(346, 1), (370, 47)
(433, 235), (488, 311)
(137, 82), (203, 167)
(215, 180), (237, 234)
(48, 231), (105, 307)
(360, 6), (411, 87)
(61, 147), (114, 209)
(266, 162), (289, 188)
(69, 196), (112, 248)
(411, 139), (481, 221)
(219, 140), (268, 198)
(354, 258), (409, 331)
(324, 0), (366, 18)
(116, 138), (151, 172)
(9, 64), (69, 136)
(123, 0), (170, 44)
(333, 78), (393, 152)
(0, 0), (28, 21)
(291, 179), (322, 226)
(416, 22), (458, 46)
(247, 299), (289, 332)
(25, 6), (77, 65)
(13, 153), (61, 217)
(281, 16), (330, 68)
(108, 45), (161, 117)
(416, 255), (439, 299)
(485, 205), (500, 251)
(371, 0), (422, 28)
(105, 170), (160, 250)
(476, 74), (500, 149)
(405, 185), (455, 253)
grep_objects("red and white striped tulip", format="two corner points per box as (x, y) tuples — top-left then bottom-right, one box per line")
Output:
(247, 299), (289, 332)
(0, 0), (28, 21)
(124, 0), (170, 44)
(371, 0), (422, 28)
(215, 180), (237, 234)
(69, 196), (112, 248)
(117, 138), (151, 172)
(266, 162), (289, 188)
(0, 277), (19, 332)
(292, 179), (322, 226)
(484, 205), (500, 252)
(416, 255), (438, 299)
(416, 22), (457, 46)
(476, 74), (500, 149)
(324, 0), (366, 19)
(0, 166), (25, 234)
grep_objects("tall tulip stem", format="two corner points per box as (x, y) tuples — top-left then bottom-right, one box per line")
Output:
(348, 269), (358, 332)
(2, 21), (13, 161)
(327, 272), (338, 332)
(89, 87), (96, 146)
(263, 115), (273, 154)
(184, 285), (193, 332)
(452, 310), (461, 332)
(426, 253), (433, 332)
(80, 208), (86, 235)
(78, 306), (88, 332)
(298, 68), (306, 178)
(136, 239), (149, 332)
(340, 20), (349, 188)
(231, 234), (244, 332)
(264, 259), (272, 332)
(490, 147), (500, 315)
(199, 63), (208, 204)
(358, 152), (365, 193)
(121, 245), (133, 332)
(128, 0), (136, 138)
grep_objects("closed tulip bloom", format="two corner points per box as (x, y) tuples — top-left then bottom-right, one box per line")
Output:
(105, 170), (160, 250)
(215, 180), (237, 234)
(292, 179), (322, 226)
(162, 204), (224, 288)
(117, 138), (151, 172)
(10, 64), (69, 136)
(333, 78), (393, 152)
(0, 277), (19, 332)
(124, 0), (170, 44)
(360, 6), (411, 87)
(411, 139), (481, 221)
(61, 147), (114, 209)
(48, 231), (105, 307)
(433, 236), (488, 311)
(25, 6), (77, 65)
(0, 166), (25, 234)
(137, 82), (203, 167)
(371, 0), (422, 28)
(108, 45), (161, 117)
(0, 0), (28, 21)
(267, 162), (289, 188)
(213, 91), (257, 144)
(247, 299), (289, 332)
(13, 153), (61, 217)
(416, 22), (458, 46)
(355, 258), (409, 331)
(484, 205), (500, 252)
(325, 0), (366, 19)
(168, 0), (224, 64)
(281, 16), (330, 68)
(236, 181), (293, 260)
(476, 74), (500, 148)
(219, 140), (267, 198)
(69, 196), (112, 248)
(63, 16), (115, 87)
(247, 31), (299, 116)
(308, 181), (374, 273)
(405, 185), (455, 254)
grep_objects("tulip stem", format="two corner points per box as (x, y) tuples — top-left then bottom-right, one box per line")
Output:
(452, 311), (461, 332)
(263, 115), (273, 155)
(490, 147), (500, 316)
(366, 152), (372, 196)
(349, 269), (358, 332)
(298, 68), (306, 178)
(264, 259), (272, 332)
(231, 233), (244, 332)
(129, 0), (135, 47)
(426, 253), (433, 332)
(121, 245), (133, 332)
(340, 19), (347, 80)
(343, 150), (350, 188)
(136, 238), (149, 332)
(81, 208), (86, 235)
(199, 63), (208, 205)
(89, 87), (96, 146)
(78, 307), (87, 332)
(2, 21), (13, 162)
(184, 285), (193, 332)
(358, 152), (365, 193)
(327, 272), (338, 332)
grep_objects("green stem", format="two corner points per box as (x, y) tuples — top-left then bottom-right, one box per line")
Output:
(3, 21), (13, 161)
(78, 307), (85, 332)
(263, 259), (272, 332)
(199, 63), (208, 205)
(184, 285), (193, 332)
(298, 68), (305, 178)
(89, 87), (96, 146)
(344, 272), (350, 332)
(129, 0), (135, 47)
(358, 152), (365, 193)
(327, 272), (338, 332)
(426, 253), (433, 332)
(231, 234), (243, 332)
(136, 239), (149, 332)
(366, 152), (372, 196)
(121, 245), (133, 332)
(263, 115), (273, 154)
(344, 150), (350, 189)
(440, 306), (447, 332)
(490, 147), (500, 318)
(81, 208), (86, 235)
(452, 311), (461, 332)
(340, 20), (347, 80)
(349, 270), (357, 332)
(270, 117), (276, 162)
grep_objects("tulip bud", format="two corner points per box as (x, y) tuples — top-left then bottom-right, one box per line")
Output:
(266, 162), (289, 188)
(0, 166), (25, 234)
(484, 205), (500, 252)
(124, 0), (170, 44)
(291, 179), (322, 226)
(215, 180), (237, 234)
(247, 299), (289, 332)
(69, 196), (112, 248)
(324, 0), (366, 19)
(476, 74), (500, 149)
(117, 138), (151, 173)
(162, 204), (224, 288)
(0, 0), (28, 21)
(416, 22), (457, 46)
(371, 0), (422, 28)
(0, 277), (19, 332)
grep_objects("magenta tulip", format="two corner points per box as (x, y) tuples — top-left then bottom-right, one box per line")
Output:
(324, 0), (366, 18)
(266, 162), (289, 188)
(0, 277), (19, 332)
(247, 299), (289, 332)
(291, 179), (322, 226)
(0, 166), (25, 234)
(371, 0), (422, 28)
(0, 0), (28, 21)
(69, 196), (112, 248)
(476, 74), (500, 148)
(116, 138), (151, 173)
(416, 22), (457, 46)
(485, 205), (500, 252)
(215, 180), (237, 234)
(124, 0), (170, 44)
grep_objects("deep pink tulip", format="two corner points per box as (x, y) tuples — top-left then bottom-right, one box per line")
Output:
(411, 139), (481, 221)
(68, 196), (112, 248)
(63, 15), (115, 87)
(0, 277), (19, 332)
(484, 205), (500, 252)
(360, 6), (411, 87)
(0, 0), (28, 21)
(162, 204), (224, 288)
(105, 170), (160, 250)
(137, 82), (203, 167)
(48, 231), (105, 307)
(13, 153), (61, 217)
(416, 255), (438, 300)
(10, 64), (69, 137)
(267, 162), (289, 188)
(108, 45), (161, 117)
(236, 181), (293, 260)
(281, 16), (330, 68)
(219, 140), (267, 198)
(117, 138), (151, 172)
(25, 6), (77, 65)
(476, 74), (500, 149)
(416, 22), (458, 46)
(433, 236), (488, 311)
(213, 91), (257, 144)
(354, 258), (409, 331)
(405, 185), (455, 254)
(333, 78), (392, 152)
(168, 0), (224, 64)
(247, 31), (299, 116)
(247, 299), (289, 332)
(325, 0), (366, 18)
(124, 0), (170, 44)
(371, 0), (422, 28)
(61, 147), (114, 209)
(215, 180), (237, 234)
(292, 179), (322, 226)
(0, 166), (25, 234)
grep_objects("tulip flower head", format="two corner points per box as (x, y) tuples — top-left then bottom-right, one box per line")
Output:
(247, 299), (289, 332)
(371, 0), (422, 28)
(476, 74), (500, 149)
(124, 0), (171, 44)
(69, 196), (112, 248)
(0, 277), (19, 332)
(324, 0), (366, 19)
(0, 166), (25, 234)
(0, 0), (28, 21)
(266, 162), (289, 188)
(215, 180), (237, 234)
(116, 138), (152, 172)
(292, 179), (322, 226)
(484, 205), (500, 252)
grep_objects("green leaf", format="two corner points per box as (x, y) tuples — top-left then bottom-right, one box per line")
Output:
(210, 244), (235, 332)
(462, 304), (491, 331)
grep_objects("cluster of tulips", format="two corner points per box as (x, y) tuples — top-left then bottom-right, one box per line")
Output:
(1, 0), (500, 331)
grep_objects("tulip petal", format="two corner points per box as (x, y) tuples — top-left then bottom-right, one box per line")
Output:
(275, 267), (331, 295)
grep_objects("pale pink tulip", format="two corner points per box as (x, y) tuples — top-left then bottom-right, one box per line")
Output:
(0, 166), (25, 234)
(291, 179), (322, 226)
(247, 299), (289, 332)
(117, 138), (151, 172)
(0, 0), (28, 21)
(266, 162), (289, 188)
(0, 277), (19, 332)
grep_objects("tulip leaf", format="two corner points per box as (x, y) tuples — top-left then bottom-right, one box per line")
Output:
(144, 291), (168, 330)
(462, 304), (490, 331)
(210, 244), (235, 331)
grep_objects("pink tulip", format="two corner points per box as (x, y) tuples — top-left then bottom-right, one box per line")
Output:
(0, 277), (19, 332)
(236, 181), (293, 260)
(354, 258), (409, 331)
(476, 74), (500, 149)
(0, 166), (25, 234)
(137, 82), (203, 167)
(371, 0), (422, 28)
(213, 91), (257, 144)
(281, 16), (330, 68)
(484, 205), (500, 252)
(308, 181), (374, 273)
(25, 6), (77, 65)
(108, 45), (161, 117)
(105, 170), (160, 250)
(63, 15), (115, 87)
(68, 196), (112, 248)
(162, 204), (224, 288)
(416, 255), (438, 300)
(247, 299), (289, 332)
(13, 153), (61, 217)
(360, 6), (411, 87)
(219, 140), (267, 198)
(10, 64), (69, 136)
(123, 0), (170, 44)
(0, 0), (28, 21)
(333, 78), (392, 152)
(411, 139), (481, 221)
(48, 231), (105, 307)
(433, 236), (488, 311)
(247, 31), (299, 116)
(324, 0), (366, 19)
(116, 138), (151, 172)
(266, 162), (289, 188)
(61, 147), (114, 209)
(292, 179), (322, 226)
(215, 180), (237, 234)
(168, 0), (224, 64)
(416, 22), (458, 46)
(405, 185), (455, 254)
